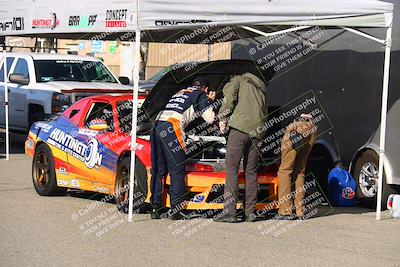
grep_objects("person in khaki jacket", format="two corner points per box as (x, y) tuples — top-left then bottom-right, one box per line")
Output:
(277, 113), (317, 220)
(214, 72), (268, 223)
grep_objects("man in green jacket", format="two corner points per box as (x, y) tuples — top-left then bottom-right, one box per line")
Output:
(214, 72), (268, 223)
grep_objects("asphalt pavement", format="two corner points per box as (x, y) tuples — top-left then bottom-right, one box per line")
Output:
(0, 133), (399, 266)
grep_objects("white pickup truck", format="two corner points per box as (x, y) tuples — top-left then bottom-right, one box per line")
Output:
(0, 52), (134, 132)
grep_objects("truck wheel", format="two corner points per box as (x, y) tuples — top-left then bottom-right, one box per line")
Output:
(32, 144), (67, 196)
(353, 150), (397, 209)
(29, 110), (45, 130)
(115, 157), (150, 213)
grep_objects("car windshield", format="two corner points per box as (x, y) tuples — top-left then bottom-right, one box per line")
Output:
(34, 59), (118, 83)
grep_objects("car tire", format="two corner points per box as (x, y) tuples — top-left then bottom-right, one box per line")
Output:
(115, 157), (150, 213)
(353, 150), (397, 209)
(32, 143), (67, 196)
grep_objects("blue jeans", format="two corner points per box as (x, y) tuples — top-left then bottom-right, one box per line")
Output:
(150, 121), (186, 208)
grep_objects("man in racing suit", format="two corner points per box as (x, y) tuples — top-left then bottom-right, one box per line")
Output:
(150, 77), (216, 220)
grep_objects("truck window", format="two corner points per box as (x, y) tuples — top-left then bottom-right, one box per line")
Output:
(13, 58), (30, 79)
(34, 60), (117, 83)
(0, 57), (15, 82)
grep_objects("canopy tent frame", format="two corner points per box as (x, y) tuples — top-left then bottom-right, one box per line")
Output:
(126, 22), (393, 222)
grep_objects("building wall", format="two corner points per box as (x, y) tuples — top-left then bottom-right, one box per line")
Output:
(145, 42), (231, 79)
(6, 37), (231, 81)
(5, 37), (36, 52)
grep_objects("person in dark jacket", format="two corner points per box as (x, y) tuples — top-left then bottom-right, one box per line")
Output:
(150, 77), (216, 220)
(214, 72), (268, 223)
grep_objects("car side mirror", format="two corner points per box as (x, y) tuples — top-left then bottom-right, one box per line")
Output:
(88, 119), (109, 131)
(118, 76), (130, 85)
(9, 73), (30, 85)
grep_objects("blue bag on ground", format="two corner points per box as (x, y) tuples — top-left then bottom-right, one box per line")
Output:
(328, 167), (356, 207)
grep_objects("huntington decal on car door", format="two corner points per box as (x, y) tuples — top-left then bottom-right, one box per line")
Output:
(67, 101), (118, 192)
(47, 127), (103, 169)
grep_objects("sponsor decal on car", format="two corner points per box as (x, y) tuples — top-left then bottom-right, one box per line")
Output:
(32, 13), (59, 30)
(68, 15), (97, 28)
(136, 144), (144, 151)
(342, 187), (355, 200)
(47, 128), (103, 169)
(93, 185), (109, 193)
(57, 178), (80, 188)
(57, 167), (70, 175)
(35, 122), (53, 133)
(25, 139), (34, 149)
(78, 129), (98, 137)
(0, 17), (24, 31)
(105, 9), (128, 28)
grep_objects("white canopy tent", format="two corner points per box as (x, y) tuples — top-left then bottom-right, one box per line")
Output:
(0, 0), (394, 220)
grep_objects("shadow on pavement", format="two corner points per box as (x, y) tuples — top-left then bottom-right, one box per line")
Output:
(2, 129), (376, 222)
(0, 131), (27, 158)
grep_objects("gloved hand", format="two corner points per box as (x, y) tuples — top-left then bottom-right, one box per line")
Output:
(219, 121), (227, 134)
(208, 91), (216, 102)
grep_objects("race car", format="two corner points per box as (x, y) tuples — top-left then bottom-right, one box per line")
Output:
(25, 60), (280, 213)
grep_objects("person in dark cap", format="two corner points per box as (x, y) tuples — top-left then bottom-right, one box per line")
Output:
(150, 77), (216, 220)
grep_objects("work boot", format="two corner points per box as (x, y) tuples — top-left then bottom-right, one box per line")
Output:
(168, 211), (187, 220)
(275, 213), (296, 220)
(245, 212), (257, 222)
(213, 212), (237, 223)
(151, 205), (166, 219)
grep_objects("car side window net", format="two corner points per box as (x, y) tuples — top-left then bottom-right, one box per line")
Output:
(84, 102), (114, 131)
(116, 100), (133, 134)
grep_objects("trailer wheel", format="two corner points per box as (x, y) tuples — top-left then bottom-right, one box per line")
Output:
(115, 157), (150, 213)
(353, 150), (397, 209)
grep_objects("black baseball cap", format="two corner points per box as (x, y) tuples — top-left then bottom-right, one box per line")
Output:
(192, 76), (209, 88)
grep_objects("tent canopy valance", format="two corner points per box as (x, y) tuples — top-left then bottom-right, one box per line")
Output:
(0, 0), (393, 43)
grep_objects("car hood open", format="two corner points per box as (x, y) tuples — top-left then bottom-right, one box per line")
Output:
(139, 59), (275, 123)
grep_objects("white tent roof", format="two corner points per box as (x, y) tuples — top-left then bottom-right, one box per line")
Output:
(141, 0), (393, 29)
(0, 0), (393, 41)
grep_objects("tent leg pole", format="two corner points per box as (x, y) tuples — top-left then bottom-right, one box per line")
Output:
(128, 30), (141, 223)
(3, 50), (9, 160)
(376, 25), (392, 220)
